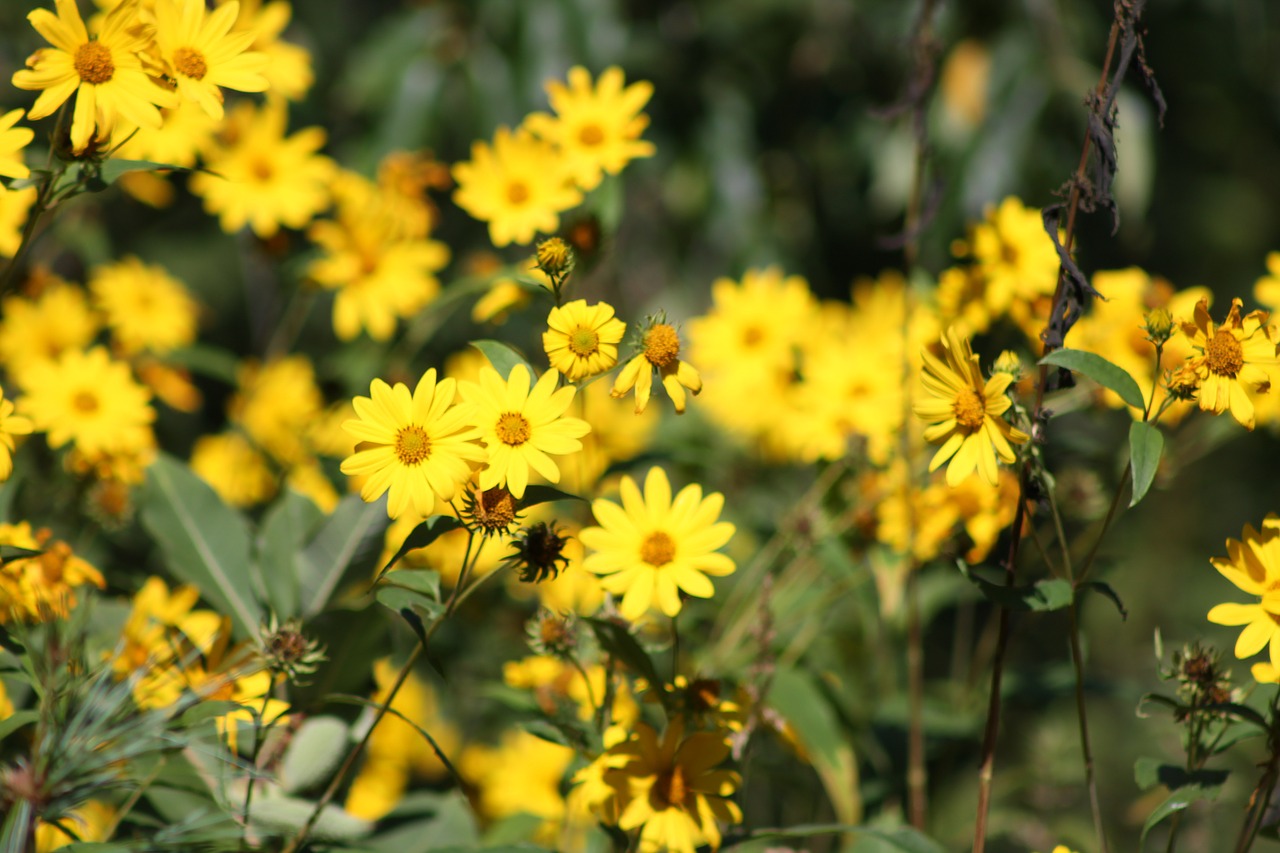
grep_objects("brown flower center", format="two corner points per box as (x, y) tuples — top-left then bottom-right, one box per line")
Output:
(643, 324), (681, 368)
(953, 387), (986, 432)
(394, 425), (431, 465)
(506, 181), (530, 205)
(578, 123), (604, 146)
(655, 765), (687, 809)
(172, 46), (208, 80)
(640, 531), (675, 566)
(473, 486), (517, 532)
(73, 391), (100, 413)
(1206, 328), (1245, 378)
(74, 41), (114, 84)
(568, 326), (600, 357)
(496, 412), (531, 446)
(742, 326), (764, 347)
(251, 158), (274, 181)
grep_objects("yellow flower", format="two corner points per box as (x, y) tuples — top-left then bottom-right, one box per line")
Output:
(614, 719), (742, 853)
(461, 729), (575, 841)
(228, 356), (323, 465)
(12, 0), (176, 153)
(35, 800), (116, 852)
(221, 0), (312, 101)
(1208, 515), (1280, 669)
(939, 39), (991, 129)
(458, 364), (591, 498)
(472, 278), (531, 324)
(0, 277), (100, 385)
(612, 321), (702, 414)
(191, 431), (277, 507)
(111, 97), (220, 168)
(191, 98), (335, 237)
(111, 576), (205, 679)
(19, 346), (155, 457)
(1180, 297), (1278, 430)
(452, 125), (583, 247)
(0, 386), (33, 483)
(524, 65), (655, 192)
(1254, 251), (1280, 311)
(0, 187), (37, 258)
(0, 523), (105, 624)
(153, 0), (268, 119)
(340, 370), (486, 519)
(544, 299), (627, 382)
(89, 256), (200, 355)
(689, 266), (816, 375)
(581, 467), (735, 621)
(913, 326), (1028, 486)
(0, 109), (33, 180)
(285, 458), (339, 513)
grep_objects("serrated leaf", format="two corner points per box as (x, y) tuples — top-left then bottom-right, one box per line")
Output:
(585, 618), (660, 688)
(1078, 580), (1128, 619)
(1129, 421), (1164, 507)
(958, 562), (1074, 612)
(139, 454), (261, 638)
(379, 515), (463, 577)
(518, 485), (585, 508)
(298, 494), (390, 617)
(1039, 348), (1145, 410)
(470, 340), (532, 378)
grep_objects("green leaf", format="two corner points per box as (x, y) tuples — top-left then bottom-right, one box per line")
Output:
(958, 562), (1074, 612)
(298, 494), (390, 617)
(139, 454), (261, 638)
(1140, 781), (1225, 846)
(255, 489), (325, 619)
(165, 344), (242, 384)
(0, 545), (41, 565)
(281, 715), (350, 793)
(380, 515), (463, 577)
(767, 668), (860, 826)
(1039, 348), (1145, 410)
(376, 584), (445, 639)
(585, 617), (661, 688)
(99, 158), (189, 185)
(0, 710), (38, 741)
(1134, 757), (1229, 792)
(470, 340), (533, 378)
(519, 485), (586, 508)
(1129, 421), (1164, 507)
(1078, 580), (1128, 619)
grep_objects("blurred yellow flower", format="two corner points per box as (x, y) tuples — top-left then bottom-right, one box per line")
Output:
(111, 576), (206, 679)
(191, 431), (277, 507)
(689, 266), (816, 376)
(452, 125), (582, 247)
(581, 467), (735, 621)
(229, 356), (323, 465)
(0, 385), (33, 483)
(1208, 515), (1280, 670)
(0, 277), (100, 385)
(461, 729), (575, 841)
(153, 0), (268, 119)
(544, 299), (627, 382)
(0, 522), (105, 624)
(1180, 297), (1278, 430)
(90, 256), (200, 356)
(1254, 251), (1280, 311)
(0, 187), (37, 258)
(35, 800), (116, 852)
(112, 98), (220, 169)
(222, 0), (313, 101)
(0, 109), (33, 180)
(612, 321), (702, 414)
(525, 65), (655, 192)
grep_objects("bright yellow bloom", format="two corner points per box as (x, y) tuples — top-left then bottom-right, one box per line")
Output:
(504, 655), (638, 725)
(452, 125), (583, 247)
(34, 800), (116, 852)
(689, 266), (816, 375)
(461, 729), (575, 841)
(191, 98), (335, 237)
(191, 431), (276, 507)
(614, 719), (743, 853)
(12, 0), (176, 153)
(525, 65), (655, 192)
(0, 187), (37, 258)
(581, 467), (735, 621)
(285, 458), (338, 513)
(544, 299), (627, 382)
(111, 576), (206, 679)
(341, 370), (485, 519)
(913, 326), (1028, 486)
(228, 356), (323, 465)
(222, 0), (313, 101)
(112, 98), (220, 169)
(458, 364), (591, 498)
(0, 277), (100, 385)
(89, 256), (200, 355)
(153, 0), (268, 119)
(612, 321), (702, 414)
(0, 109), (33, 181)
(0, 522), (105, 624)
(1208, 515), (1280, 670)
(19, 346), (155, 457)
(1180, 297), (1278, 430)
(1254, 251), (1280, 311)
(0, 386), (33, 483)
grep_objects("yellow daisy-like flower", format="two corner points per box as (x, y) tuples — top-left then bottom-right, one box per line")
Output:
(1180, 297), (1278, 430)
(190, 431), (276, 507)
(543, 299), (627, 382)
(340, 369), (486, 519)
(524, 65), (655, 192)
(153, 0), (268, 120)
(612, 321), (702, 414)
(913, 326), (1028, 487)
(0, 187), (37, 258)
(688, 266), (817, 375)
(11, 0), (176, 153)
(457, 364), (591, 498)
(1208, 515), (1280, 670)
(580, 467), (735, 621)
(613, 719), (743, 853)
(222, 0), (313, 101)
(191, 98), (335, 238)
(229, 356), (323, 466)
(89, 256), (200, 355)
(0, 386), (33, 483)
(1254, 251), (1280, 311)
(111, 97), (220, 169)
(19, 346), (155, 457)
(0, 277), (100, 384)
(452, 125), (583, 247)
(0, 522), (105, 624)
(0, 109), (33, 181)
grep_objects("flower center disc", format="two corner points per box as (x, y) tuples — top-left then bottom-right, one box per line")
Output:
(640, 531), (676, 566)
(74, 41), (114, 84)
(173, 46), (208, 80)
(578, 124), (605, 146)
(496, 412), (531, 446)
(569, 326), (600, 356)
(1206, 328), (1245, 378)
(655, 765), (687, 809)
(506, 181), (530, 205)
(953, 387), (986, 432)
(394, 424), (431, 465)
(73, 391), (100, 413)
(643, 324), (681, 368)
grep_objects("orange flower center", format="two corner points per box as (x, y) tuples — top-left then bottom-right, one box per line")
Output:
(73, 391), (100, 413)
(1206, 328), (1245, 378)
(496, 412), (531, 446)
(953, 387), (986, 432)
(655, 765), (687, 809)
(742, 326), (764, 347)
(251, 158), (274, 181)
(473, 486), (517, 531)
(394, 425), (431, 465)
(578, 123), (605, 146)
(506, 181), (530, 205)
(173, 46), (208, 80)
(643, 324), (681, 368)
(640, 531), (675, 566)
(568, 326), (600, 357)
(74, 41), (114, 84)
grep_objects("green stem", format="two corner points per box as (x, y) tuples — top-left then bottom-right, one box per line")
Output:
(240, 675), (277, 846)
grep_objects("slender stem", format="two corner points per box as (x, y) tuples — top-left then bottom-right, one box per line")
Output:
(241, 675), (277, 845)
(264, 285), (315, 360)
(1067, 603), (1108, 853)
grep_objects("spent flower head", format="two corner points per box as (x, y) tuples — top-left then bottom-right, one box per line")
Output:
(503, 520), (572, 584)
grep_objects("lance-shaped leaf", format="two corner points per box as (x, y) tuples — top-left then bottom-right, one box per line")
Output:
(1039, 348), (1145, 410)
(1129, 421), (1164, 507)
(470, 340), (533, 378)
